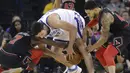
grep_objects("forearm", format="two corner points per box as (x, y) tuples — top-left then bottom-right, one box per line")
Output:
(68, 28), (77, 48)
(91, 37), (107, 49)
(43, 48), (57, 58)
(37, 44), (57, 58)
(83, 29), (87, 43)
(32, 38), (67, 48)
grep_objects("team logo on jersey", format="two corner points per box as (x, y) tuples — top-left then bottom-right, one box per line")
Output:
(22, 56), (32, 65)
(113, 37), (123, 48)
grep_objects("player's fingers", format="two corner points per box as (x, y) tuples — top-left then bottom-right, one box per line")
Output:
(68, 54), (71, 60)
(73, 51), (76, 55)
(88, 50), (91, 53)
(70, 54), (73, 60)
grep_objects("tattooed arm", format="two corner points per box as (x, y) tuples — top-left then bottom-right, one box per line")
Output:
(87, 12), (114, 52)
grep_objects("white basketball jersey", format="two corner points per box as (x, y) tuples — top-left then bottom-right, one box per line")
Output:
(38, 8), (85, 41)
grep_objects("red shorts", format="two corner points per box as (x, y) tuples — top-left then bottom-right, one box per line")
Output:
(30, 49), (44, 64)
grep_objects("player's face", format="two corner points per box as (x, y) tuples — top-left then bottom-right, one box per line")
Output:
(85, 8), (101, 20)
(85, 9), (95, 20)
(37, 30), (48, 38)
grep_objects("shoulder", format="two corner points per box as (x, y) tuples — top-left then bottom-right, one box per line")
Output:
(101, 11), (114, 24)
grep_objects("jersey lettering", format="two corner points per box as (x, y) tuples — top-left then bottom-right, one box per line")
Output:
(22, 56), (32, 65)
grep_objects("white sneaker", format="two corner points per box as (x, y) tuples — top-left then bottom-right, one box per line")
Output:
(63, 67), (68, 73)
(67, 66), (82, 73)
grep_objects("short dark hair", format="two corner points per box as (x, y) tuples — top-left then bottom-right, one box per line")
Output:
(30, 21), (50, 36)
(31, 22), (44, 36)
(84, 0), (99, 10)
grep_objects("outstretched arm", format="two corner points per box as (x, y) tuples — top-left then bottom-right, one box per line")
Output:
(31, 37), (67, 48)
(87, 12), (114, 52)
(36, 43), (68, 63)
(48, 14), (77, 56)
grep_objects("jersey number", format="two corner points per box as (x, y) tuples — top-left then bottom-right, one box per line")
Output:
(22, 56), (32, 65)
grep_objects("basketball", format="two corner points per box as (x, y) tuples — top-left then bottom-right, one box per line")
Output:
(66, 44), (83, 65)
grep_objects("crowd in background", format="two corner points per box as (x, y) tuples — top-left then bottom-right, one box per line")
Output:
(0, 0), (130, 73)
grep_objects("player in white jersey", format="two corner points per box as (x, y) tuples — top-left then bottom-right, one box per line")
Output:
(37, 8), (94, 73)
(38, 8), (85, 58)
(53, 1), (94, 73)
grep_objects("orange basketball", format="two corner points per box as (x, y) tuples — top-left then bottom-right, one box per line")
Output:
(66, 53), (83, 65)
(66, 44), (83, 65)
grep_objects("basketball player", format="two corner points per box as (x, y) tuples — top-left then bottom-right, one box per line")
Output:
(37, 8), (95, 73)
(0, 22), (67, 73)
(84, 1), (130, 73)
(53, 0), (86, 73)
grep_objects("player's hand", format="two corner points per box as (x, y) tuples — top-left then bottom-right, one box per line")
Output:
(65, 46), (76, 60)
(86, 45), (94, 53)
(54, 53), (68, 63)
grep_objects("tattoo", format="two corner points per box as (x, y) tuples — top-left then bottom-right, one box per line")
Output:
(101, 12), (114, 41)
(89, 13), (114, 49)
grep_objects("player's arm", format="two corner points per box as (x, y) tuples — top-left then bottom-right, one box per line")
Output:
(37, 43), (56, 58)
(53, 0), (61, 9)
(82, 28), (87, 43)
(90, 13), (114, 49)
(31, 37), (67, 48)
(83, 26), (93, 42)
(37, 43), (67, 62)
(48, 14), (77, 51)
(83, 18), (98, 43)
(31, 38), (65, 58)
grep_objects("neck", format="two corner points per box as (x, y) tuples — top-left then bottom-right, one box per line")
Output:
(95, 8), (101, 18)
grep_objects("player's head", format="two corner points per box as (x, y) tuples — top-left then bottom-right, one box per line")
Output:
(31, 22), (50, 38)
(84, 0), (101, 20)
